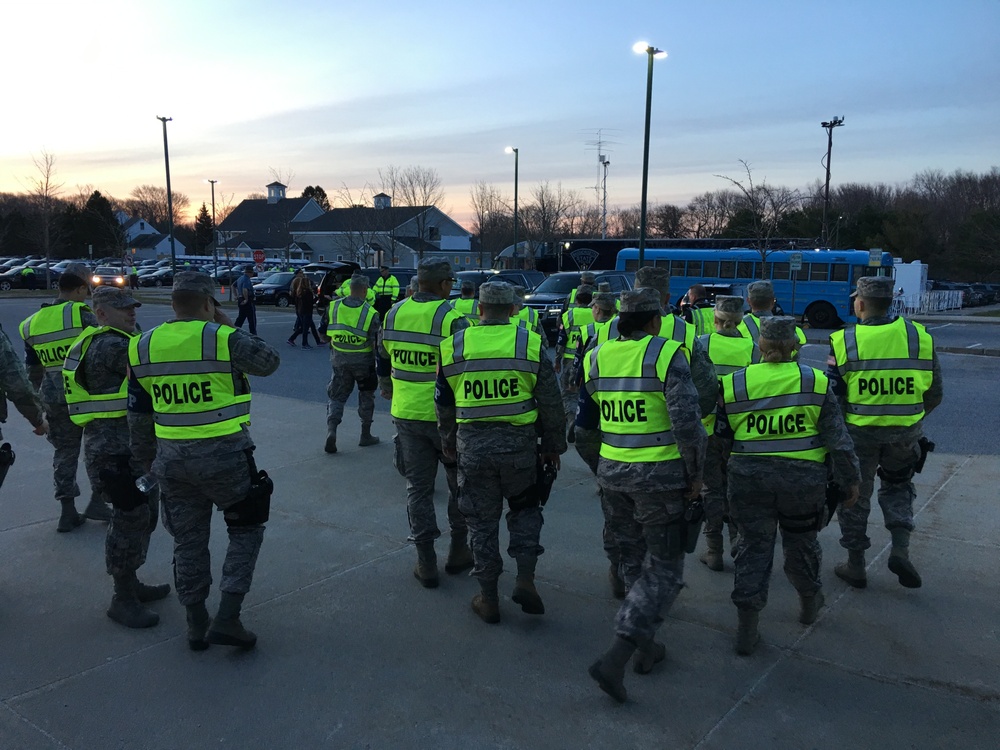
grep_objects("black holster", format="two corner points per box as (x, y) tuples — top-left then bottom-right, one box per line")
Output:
(824, 483), (847, 529)
(915, 436), (935, 474)
(223, 450), (273, 527)
(99, 457), (147, 512)
(508, 455), (558, 511)
(0, 442), (14, 490)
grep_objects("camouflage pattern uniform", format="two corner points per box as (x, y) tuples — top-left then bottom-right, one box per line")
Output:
(377, 291), (470, 545)
(716, 395), (860, 611)
(77, 330), (158, 576)
(24, 301), (99, 506)
(436, 320), (566, 584)
(0, 324), (45, 442)
(579, 330), (707, 643)
(325, 297), (381, 436)
(827, 315), (944, 553)
(129, 325), (280, 606)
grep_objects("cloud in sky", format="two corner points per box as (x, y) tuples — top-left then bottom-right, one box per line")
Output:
(1, 0), (997, 226)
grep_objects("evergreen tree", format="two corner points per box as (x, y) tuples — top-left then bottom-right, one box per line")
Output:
(194, 202), (213, 253)
(301, 185), (331, 211)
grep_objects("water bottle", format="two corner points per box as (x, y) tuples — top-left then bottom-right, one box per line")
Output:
(135, 474), (158, 494)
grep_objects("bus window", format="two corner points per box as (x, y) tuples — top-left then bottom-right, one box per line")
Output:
(653, 258), (670, 268)
(772, 262), (790, 280)
(831, 264), (849, 282)
(737, 261), (754, 279)
(719, 261), (736, 279)
(686, 261), (703, 277)
(809, 263), (829, 281)
(670, 260), (686, 276)
(703, 260), (719, 278)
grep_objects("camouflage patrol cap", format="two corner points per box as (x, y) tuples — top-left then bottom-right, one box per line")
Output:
(619, 287), (662, 313)
(634, 265), (670, 294)
(172, 271), (219, 303)
(853, 276), (894, 299)
(416, 257), (454, 283)
(596, 282), (611, 293)
(714, 295), (744, 315)
(759, 315), (797, 341)
(591, 291), (616, 311)
(478, 281), (514, 305)
(513, 285), (527, 299)
(747, 280), (774, 300)
(92, 286), (141, 309)
(62, 262), (92, 280)
(460, 279), (475, 292)
(580, 271), (597, 283)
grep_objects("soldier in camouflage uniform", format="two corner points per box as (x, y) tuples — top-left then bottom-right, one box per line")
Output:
(324, 274), (381, 452)
(696, 295), (759, 572)
(717, 317), (860, 655)
(554, 285), (594, 443)
(64, 287), (170, 628)
(436, 282), (566, 623)
(378, 259), (472, 587)
(581, 288), (707, 703)
(20, 263), (107, 531)
(128, 272), (280, 650)
(828, 276), (943, 590)
(0, 324), (48, 488)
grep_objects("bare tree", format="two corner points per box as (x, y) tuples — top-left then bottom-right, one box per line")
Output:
(519, 182), (582, 268)
(26, 150), (64, 288)
(683, 190), (740, 238)
(334, 183), (384, 266)
(649, 203), (686, 238)
(126, 184), (190, 229)
(469, 181), (512, 267)
(379, 165), (445, 259)
(268, 167), (295, 190)
(609, 205), (641, 238)
(715, 161), (802, 274)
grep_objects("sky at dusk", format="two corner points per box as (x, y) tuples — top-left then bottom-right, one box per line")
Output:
(1, 0), (997, 227)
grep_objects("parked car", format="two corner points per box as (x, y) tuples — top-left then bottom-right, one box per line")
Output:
(138, 268), (174, 287)
(969, 283), (997, 306)
(253, 271), (299, 307)
(0, 265), (60, 291)
(306, 261), (362, 316)
(523, 270), (635, 344)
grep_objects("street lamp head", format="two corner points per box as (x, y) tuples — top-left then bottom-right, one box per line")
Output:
(633, 41), (667, 58)
(505, 146), (518, 155)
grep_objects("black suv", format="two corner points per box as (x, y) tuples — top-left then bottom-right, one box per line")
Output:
(449, 269), (545, 299)
(523, 270), (635, 344)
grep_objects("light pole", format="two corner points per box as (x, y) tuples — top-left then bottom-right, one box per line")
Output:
(505, 146), (519, 269)
(820, 116), (844, 247)
(633, 42), (667, 268)
(207, 179), (218, 271)
(156, 116), (177, 273)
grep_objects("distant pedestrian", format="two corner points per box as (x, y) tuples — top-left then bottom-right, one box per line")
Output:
(287, 270), (322, 348)
(233, 266), (258, 335)
(372, 265), (400, 319)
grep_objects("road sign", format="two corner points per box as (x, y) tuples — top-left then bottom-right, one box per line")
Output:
(252, 249), (266, 264)
(869, 248), (882, 267)
(789, 252), (803, 271)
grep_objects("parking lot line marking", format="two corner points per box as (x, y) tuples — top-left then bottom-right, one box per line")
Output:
(965, 343), (982, 348)
(926, 323), (952, 331)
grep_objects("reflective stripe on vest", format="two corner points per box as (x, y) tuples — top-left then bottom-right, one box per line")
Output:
(19, 302), (87, 372)
(452, 298), (479, 323)
(594, 314), (693, 363)
(374, 275), (399, 298)
(382, 297), (462, 421)
(515, 306), (538, 333)
(700, 332), (759, 431)
(721, 362), (828, 462)
(440, 324), (540, 424)
(63, 326), (131, 426)
(327, 299), (376, 353)
(691, 306), (714, 336)
(561, 307), (596, 359)
(128, 321), (250, 439)
(584, 335), (683, 463)
(830, 318), (933, 427)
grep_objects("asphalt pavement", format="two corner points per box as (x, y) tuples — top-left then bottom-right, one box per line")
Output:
(0, 296), (998, 748)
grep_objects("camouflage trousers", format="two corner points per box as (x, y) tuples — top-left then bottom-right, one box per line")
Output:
(558, 363), (577, 424)
(393, 419), (465, 545)
(838, 431), (919, 552)
(156, 450), (263, 607)
(457, 449), (543, 582)
(326, 360), (377, 431)
(611, 488), (687, 644)
(728, 467), (825, 611)
(84, 449), (158, 577)
(702, 434), (734, 538)
(42, 400), (82, 504)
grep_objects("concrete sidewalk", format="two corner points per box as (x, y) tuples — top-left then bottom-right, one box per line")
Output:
(0, 393), (997, 749)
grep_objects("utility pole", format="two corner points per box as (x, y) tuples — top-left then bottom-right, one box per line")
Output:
(821, 116), (844, 247)
(156, 116), (177, 273)
(208, 179), (218, 272)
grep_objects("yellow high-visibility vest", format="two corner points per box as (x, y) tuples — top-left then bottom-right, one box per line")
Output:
(721, 362), (828, 463)
(584, 335), (683, 463)
(829, 318), (933, 427)
(328, 299), (377, 353)
(128, 320), (250, 440)
(20, 302), (89, 372)
(440, 324), (540, 425)
(63, 326), (132, 426)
